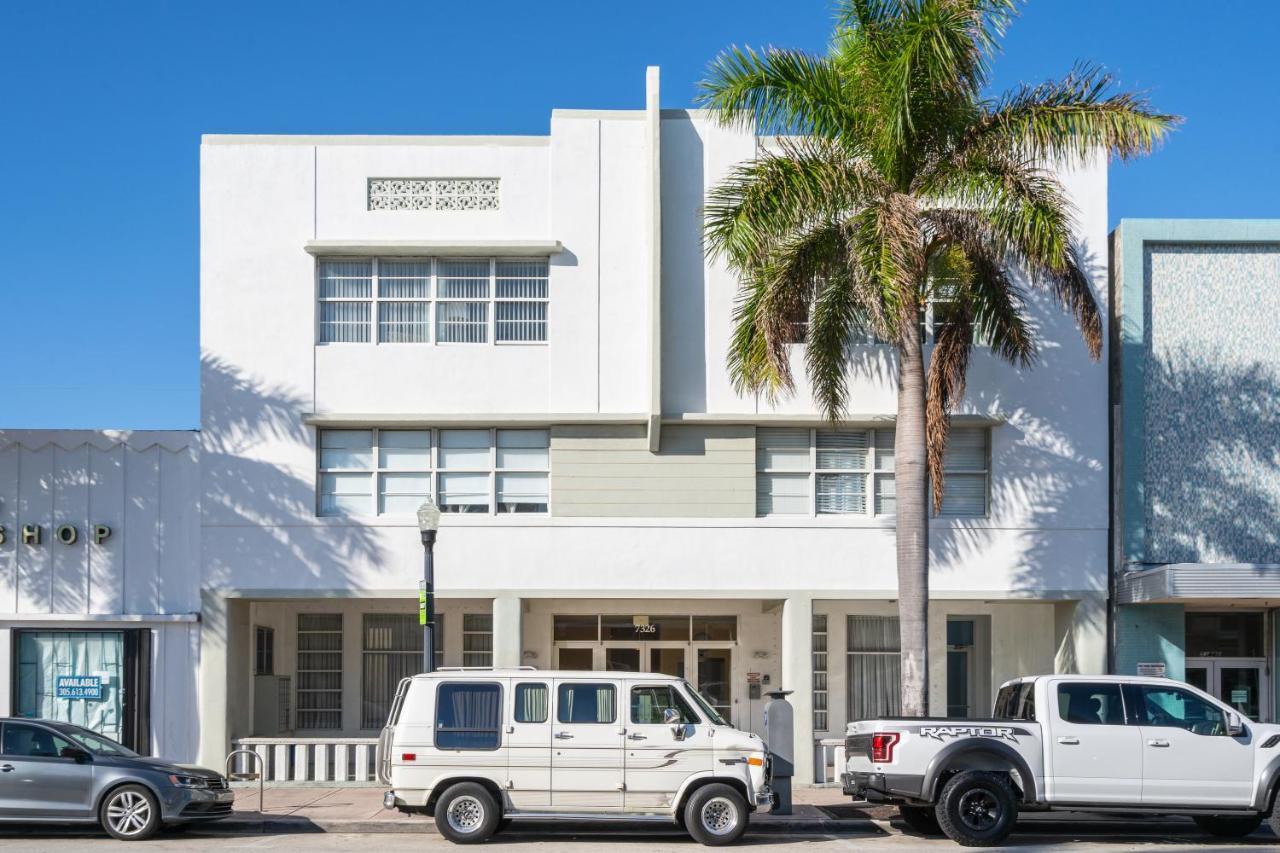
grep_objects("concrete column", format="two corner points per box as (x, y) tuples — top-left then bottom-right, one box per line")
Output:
(197, 590), (229, 769)
(781, 596), (814, 786)
(492, 596), (523, 669)
(1053, 593), (1108, 675)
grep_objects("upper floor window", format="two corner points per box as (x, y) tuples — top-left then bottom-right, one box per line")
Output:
(317, 258), (548, 345)
(317, 427), (549, 517)
(755, 426), (989, 518)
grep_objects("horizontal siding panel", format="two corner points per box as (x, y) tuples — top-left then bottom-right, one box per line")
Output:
(555, 502), (753, 518)
(552, 452), (755, 468)
(554, 476), (755, 493)
(554, 462), (753, 478)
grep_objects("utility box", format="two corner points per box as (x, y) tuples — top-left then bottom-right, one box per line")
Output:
(763, 689), (794, 814)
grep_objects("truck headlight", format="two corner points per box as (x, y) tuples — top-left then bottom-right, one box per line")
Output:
(168, 774), (208, 789)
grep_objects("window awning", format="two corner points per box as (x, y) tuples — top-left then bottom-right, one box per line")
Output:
(1118, 563), (1280, 604)
(304, 239), (563, 257)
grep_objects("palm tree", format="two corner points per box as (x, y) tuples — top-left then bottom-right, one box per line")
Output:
(699, 0), (1177, 715)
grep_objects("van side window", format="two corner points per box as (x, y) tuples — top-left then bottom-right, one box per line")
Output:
(557, 683), (616, 724)
(1057, 683), (1125, 725)
(515, 683), (549, 723)
(631, 685), (700, 724)
(435, 682), (503, 750)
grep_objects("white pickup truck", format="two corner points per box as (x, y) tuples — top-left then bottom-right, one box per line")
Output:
(843, 674), (1280, 846)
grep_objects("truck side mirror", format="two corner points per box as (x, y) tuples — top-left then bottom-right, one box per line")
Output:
(1226, 711), (1244, 737)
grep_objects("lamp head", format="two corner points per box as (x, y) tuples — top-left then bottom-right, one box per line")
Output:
(416, 500), (441, 534)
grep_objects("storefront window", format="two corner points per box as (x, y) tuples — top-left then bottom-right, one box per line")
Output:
(1186, 612), (1264, 658)
(553, 615), (598, 642)
(601, 615), (690, 642)
(692, 616), (736, 642)
(15, 631), (126, 744)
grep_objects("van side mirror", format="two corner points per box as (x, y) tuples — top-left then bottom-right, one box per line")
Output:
(663, 708), (686, 739)
(1226, 711), (1244, 737)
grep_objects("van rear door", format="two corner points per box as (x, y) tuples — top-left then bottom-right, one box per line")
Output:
(550, 679), (624, 810)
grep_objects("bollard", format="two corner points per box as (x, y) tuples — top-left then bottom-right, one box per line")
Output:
(763, 689), (794, 814)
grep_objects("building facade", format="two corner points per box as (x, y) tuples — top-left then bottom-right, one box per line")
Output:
(195, 69), (1110, 783)
(0, 430), (201, 759)
(1112, 219), (1280, 722)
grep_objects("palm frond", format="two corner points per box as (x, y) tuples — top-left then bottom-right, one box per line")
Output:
(971, 62), (1181, 162)
(926, 297), (972, 512)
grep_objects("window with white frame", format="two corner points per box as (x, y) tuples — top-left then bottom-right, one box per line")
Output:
(317, 257), (548, 345)
(317, 428), (550, 517)
(755, 426), (987, 517)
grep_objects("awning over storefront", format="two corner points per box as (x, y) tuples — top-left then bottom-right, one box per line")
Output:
(1118, 563), (1280, 604)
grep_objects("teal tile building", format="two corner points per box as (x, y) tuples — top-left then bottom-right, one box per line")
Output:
(1111, 220), (1280, 722)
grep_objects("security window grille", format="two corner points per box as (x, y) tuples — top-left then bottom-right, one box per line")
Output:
(296, 614), (343, 730)
(255, 626), (274, 676)
(848, 615), (901, 721)
(756, 427), (986, 518)
(812, 614), (828, 732)
(361, 614), (422, 730)
(367, 178), (499, 211)
(317, 257), (547, 345)
(462, 614), (494, 667)
(317, 428), (549, 517)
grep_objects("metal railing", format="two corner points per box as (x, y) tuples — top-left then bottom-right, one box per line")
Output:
(225, 748), (265, 810)
(814, 738), (847, 785)
(232, 737), (380, 784)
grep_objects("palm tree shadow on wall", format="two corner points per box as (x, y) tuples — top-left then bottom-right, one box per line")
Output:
(198, 354), (385, 713)
(1141, 350), (1280, 566)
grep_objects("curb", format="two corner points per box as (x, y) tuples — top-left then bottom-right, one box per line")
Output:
(198, 816), (883, 835)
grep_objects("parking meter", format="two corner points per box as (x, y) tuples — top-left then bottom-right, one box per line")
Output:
(763, 689), (794, 814)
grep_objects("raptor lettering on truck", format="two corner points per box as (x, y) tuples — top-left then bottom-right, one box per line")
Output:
(918, 725), (1018, 742)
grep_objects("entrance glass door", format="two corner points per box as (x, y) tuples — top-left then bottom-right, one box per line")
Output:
(1185, 659), (1268, 721)
(696, 648), (733, 725)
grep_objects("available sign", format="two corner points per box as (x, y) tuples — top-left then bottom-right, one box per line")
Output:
(55, 675), (102, 700)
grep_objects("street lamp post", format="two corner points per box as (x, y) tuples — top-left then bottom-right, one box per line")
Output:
(417, 500), (441, 673)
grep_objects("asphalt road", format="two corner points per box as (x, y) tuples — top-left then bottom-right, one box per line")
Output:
(0, 820), (1276, 852)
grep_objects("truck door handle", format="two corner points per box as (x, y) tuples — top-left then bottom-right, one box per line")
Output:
(627, 733), (647, 741)
(554, 732), (574, 740)
(1056, 737), (1079, 745)
(0, 764), (12, 772)
(1147, 739), (1170, 748)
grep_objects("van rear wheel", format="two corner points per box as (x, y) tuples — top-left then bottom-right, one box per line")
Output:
(684, 783), (748, 846)
(434, 783), (500, 844)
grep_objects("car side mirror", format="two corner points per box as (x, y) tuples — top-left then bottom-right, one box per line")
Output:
(60, 746), (91, 763)
(1226, 711), (1244, 737)
(663, 708), (687, 739)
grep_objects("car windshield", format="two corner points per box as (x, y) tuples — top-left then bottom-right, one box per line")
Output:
(58, 725), (139, 757)
(683, 681), (729, 726)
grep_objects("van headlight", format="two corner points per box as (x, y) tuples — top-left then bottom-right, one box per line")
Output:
(168, 774), (208, 789)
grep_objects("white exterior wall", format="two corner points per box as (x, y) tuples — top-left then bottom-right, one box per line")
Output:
(0, 430), (201, 759)
(197, 72), (1109, 773)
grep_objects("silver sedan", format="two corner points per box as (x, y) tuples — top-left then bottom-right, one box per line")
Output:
(0, 718), (233, 840)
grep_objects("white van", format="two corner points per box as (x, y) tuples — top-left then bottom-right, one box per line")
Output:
(377, 668), (773, 845)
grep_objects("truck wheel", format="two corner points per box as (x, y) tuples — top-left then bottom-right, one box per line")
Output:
(684, 783), (748, 846)
(434, 782), (500, 844)
(1192, 815), (1262, 837)
(899, 805), (942, 836)
(936, 771), (1017, 847)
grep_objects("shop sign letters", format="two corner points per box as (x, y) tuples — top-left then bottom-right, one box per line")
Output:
(0, 523), (113, 547)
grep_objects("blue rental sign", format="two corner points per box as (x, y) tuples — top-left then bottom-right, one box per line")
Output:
(55, 675), (102, 700)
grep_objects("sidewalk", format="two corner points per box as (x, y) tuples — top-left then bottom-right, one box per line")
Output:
(211, 784), (881, 834)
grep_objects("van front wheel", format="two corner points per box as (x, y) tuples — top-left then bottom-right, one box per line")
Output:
(684, 783), (748, 846)
(434, 783), (500, 844)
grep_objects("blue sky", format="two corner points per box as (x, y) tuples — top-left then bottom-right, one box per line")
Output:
(1, 1), (1276, 429)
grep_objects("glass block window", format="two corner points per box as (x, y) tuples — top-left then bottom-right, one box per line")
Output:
(368, 178), (499, 211)
(812, 613), (829, 732)
(756, 426), (987, 518)
(316, 257), (547, 344)
(317, 428), (550, 517)
(296, 614), (343, 730)
(463, 614), (494, 667)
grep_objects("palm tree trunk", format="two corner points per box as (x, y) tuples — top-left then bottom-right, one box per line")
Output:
(896, 326), (930, 717)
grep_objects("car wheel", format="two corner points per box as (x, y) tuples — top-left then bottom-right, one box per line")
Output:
(434, 782), (500, 844)
(684, 783), (748, 846)
(935, 771), (1017, 847)
(100, 784), (162, 841)
(1192, 814), (1263, 837)
(899, 804), (943, 836)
